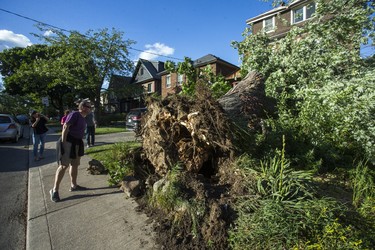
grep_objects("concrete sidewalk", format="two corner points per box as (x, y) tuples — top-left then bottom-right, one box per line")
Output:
(27, 129), (156, 250)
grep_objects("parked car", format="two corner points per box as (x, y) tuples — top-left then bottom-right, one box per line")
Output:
(125, 108), (147, 130)
(0, 114), (24, 142)
(16, 114), (30, 125)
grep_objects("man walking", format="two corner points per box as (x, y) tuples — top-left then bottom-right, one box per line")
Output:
(50, 99), (93, 202)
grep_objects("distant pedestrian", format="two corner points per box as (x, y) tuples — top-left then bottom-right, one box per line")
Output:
(85, 111), (97, 147)
(60, 110), (70, 125)
(30, 111), (49, 161)
(50, 99), (93, 202)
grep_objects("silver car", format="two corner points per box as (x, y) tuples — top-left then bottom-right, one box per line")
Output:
(0, 114), (24, 142)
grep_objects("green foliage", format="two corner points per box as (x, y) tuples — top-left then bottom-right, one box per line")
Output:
(233, 0), (375, 169)
(351, 160), (375, 210)
(149, 165), (184, 212)
(165, 57), (231, 99)
(229, 198), (345, 250)
(237, 136), (316, 202)
(297, 69), (375, 162)
(0, 26), (136, 114)
(97, 113), (125, 126)
(86, 142), (141, 186)
(95, 127), (126, 135)
(149, 165), (205, 238)
(0, 93), (30, 114)
(228, 144), (371, 249)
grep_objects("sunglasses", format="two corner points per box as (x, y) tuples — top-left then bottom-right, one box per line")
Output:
(83, 105), (92, 109)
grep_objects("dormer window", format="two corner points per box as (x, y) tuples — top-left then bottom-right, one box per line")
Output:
(292, 2), (316, 24)
(263, 16), (275, 32)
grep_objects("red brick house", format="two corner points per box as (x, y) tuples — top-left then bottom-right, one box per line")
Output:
(159, 54), (240, 98)
(105, 55), (240, 111)
(246, 0), (317, 39)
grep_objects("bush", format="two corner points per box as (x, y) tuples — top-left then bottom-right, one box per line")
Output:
(97, 113), (126, 126)
(86, 142), (141, 186)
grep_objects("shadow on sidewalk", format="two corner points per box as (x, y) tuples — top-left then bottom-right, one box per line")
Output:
(59, 188), (122, 202)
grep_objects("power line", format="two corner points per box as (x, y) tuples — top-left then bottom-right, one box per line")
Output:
(0, 8), (184, 61)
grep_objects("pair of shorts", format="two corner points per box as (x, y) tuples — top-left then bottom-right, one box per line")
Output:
(60, 141), (81, 167)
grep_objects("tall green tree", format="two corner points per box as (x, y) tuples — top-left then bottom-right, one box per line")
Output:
(35, 26), (136, 114)
(0, 44), (91, 113)
(233, 0), (375, 165)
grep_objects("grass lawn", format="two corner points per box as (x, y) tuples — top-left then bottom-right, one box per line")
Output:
(96, 127), (126, 135)
(48, 125), (127, 134)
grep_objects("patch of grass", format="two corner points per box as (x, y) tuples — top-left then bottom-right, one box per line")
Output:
(228, 136), (374, 249)
(86, 141), (141, 186)
(95, 126), (126, 135)
(49, 126), (127, 135)
(149, 165), (205, 238)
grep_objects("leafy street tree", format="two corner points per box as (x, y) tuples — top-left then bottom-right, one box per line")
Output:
(0, 93), (30, 115)
(35, 26), (136, 115)
(233, 0), (375, 165)
(0, 26), (135, 116)
(165, 57), (232, 99)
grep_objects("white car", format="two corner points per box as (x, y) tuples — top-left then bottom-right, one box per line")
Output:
(0, 114), (24, 142)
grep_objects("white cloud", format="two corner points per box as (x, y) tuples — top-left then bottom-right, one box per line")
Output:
(0, 30), (32, 51)
(139, 42), (175, 61)
(43, 30), (54, 37)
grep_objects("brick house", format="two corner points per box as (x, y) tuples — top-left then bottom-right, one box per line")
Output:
(246, 0), (317, 39)
(105, 59), (165, 113)
(159, 54), (240, 99)
(104, 55), (240, 112)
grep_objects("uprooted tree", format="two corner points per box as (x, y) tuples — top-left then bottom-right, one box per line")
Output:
(127, 72), (277, 249)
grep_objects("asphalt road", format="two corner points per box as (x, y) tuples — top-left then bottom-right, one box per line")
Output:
(0, 125), (30, 250)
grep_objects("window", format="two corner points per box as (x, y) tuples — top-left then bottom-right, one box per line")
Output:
(147, 83), (152, 92)
(166, 74), (171, 88)
(140, 68), (144, 75)
(292, 2), (316, 24)
(263, 16), (275, 32)
(177, 74), (184, 85)
(306, 2), (316, 19)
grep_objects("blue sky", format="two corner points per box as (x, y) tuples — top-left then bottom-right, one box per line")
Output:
(0, 0), (277, 67)
(1, 0), (374, 69)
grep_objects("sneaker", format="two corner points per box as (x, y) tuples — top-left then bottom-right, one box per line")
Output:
(69, 185), (87, 192)
(50, 189), (60, 202)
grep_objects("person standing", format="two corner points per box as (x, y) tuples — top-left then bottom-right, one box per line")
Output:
(50, 99), (93, 202)
(30, 111), (49, 161)
(85, 111), (96, 147)
(60, 110), (70, 125)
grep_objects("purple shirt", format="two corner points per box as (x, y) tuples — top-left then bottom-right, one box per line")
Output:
(65, 111), (87, 139)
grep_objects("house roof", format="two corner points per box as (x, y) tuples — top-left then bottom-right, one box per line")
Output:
(131, 58), (165, 84)
(158, 54), (239, 76)
(193, 54), (238, 69)
(246, 0), (310, 24)
(108, 75), (132, 89)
